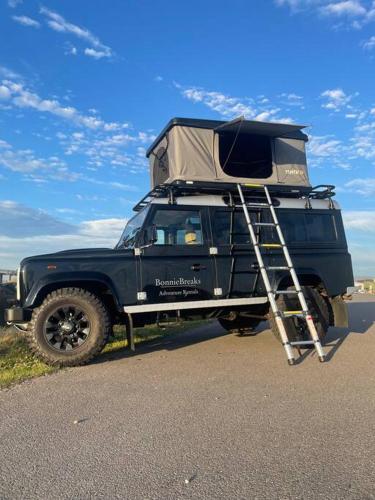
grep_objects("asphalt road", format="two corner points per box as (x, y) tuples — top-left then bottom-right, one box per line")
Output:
(1, 295), (374, 500)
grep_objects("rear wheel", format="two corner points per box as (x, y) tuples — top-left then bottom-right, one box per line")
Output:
(270, 286), (329, 346)
(27, 288), (111, 366)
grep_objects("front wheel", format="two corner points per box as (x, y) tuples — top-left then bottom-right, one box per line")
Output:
(27, 288), (111, 366)
(270, 286), (329, 346)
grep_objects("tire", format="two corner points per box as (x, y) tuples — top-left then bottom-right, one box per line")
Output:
(218, 315), (261, 333)
(27, 287), (111, 367)
(270, 286), (329, 345)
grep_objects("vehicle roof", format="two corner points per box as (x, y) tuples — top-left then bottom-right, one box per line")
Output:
(147, 195), (340, 210)
(146, 117), (308, 157)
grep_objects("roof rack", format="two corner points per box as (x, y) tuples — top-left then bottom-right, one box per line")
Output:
(133, 181), (336, 212)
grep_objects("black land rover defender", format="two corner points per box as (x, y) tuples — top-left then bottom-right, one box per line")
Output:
(5, 181), (353, 366)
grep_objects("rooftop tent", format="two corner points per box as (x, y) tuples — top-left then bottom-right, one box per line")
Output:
(146, 117), (310, 188)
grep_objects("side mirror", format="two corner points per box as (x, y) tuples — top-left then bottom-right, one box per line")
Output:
(143, 225), (157, 246)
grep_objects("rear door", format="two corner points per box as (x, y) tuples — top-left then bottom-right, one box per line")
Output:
(139, 205), (216, 305)
(209, 207), (268, 297)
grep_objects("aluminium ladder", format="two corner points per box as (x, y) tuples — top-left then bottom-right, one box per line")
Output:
(236, 183), (326, 366)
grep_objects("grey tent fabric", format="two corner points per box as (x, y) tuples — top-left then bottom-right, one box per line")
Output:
(148, 118), (310, 188)
(214, 118), (304, 137)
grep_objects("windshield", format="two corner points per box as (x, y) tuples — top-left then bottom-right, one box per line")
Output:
(116, 207), (149, 249)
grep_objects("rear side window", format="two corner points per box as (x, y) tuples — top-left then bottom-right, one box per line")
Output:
(212, 209), (338, 246)
(278, 212), (338, 243)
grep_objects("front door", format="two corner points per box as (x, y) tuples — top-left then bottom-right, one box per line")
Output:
(139, 205), (216, 305)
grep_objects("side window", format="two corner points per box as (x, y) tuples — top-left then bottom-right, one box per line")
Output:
(212, 210), (253, 245)
(278, 211), (338, 243)
(305, 213), (337, 242)
(277, 212), (307, 242)
(151, 209), (203, 246)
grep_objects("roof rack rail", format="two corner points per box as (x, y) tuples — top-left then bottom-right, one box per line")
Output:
(133, 181), (336, 212)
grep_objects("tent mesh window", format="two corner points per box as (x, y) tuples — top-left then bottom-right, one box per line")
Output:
(218, 132), (273, 179)
(154, 146), (169, 180)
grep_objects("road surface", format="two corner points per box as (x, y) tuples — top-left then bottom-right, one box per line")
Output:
(1, 295), (375, 499)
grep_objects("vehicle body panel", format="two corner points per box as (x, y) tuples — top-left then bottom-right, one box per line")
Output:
(6, 196), (354, 330)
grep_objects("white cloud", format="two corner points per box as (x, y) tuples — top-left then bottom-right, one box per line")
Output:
(0, 200), (75, 236)
(40, 6), (112, 59)
(80, 218), (125, 239)
(320, 1), (367, 17)
(362, 35), (375, 49)
(178, 84), (294, 122)
(181, 87), (256, 118)
(0, 201), (126, 268)
(280, 93), (304, 106)
(12, 15), (40, 28)
(0, 85), (11, 100)
(343, 210), (375, 231)
(0, 144), (53, 173)
(321, 88), (354, 111)
(64, 45), (78, 56)
(1, 79), (129, 132)
(84, 48), (109, 60)
(8, 0), (23, 7)
(308, 135), (342, 156)
(276, 0), (375, 28)
(0, 140), (84, 183)
(343, 177), (375, 195)
(0, 65), (22, 80)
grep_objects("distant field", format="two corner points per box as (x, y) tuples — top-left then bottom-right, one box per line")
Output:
(0, 320), (208, 389)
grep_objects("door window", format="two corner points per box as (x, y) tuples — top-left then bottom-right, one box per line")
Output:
(150, 209), (203, 246)
(212, 210), (254, 245)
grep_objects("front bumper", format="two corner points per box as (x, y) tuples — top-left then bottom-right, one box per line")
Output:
(4, 307), (26, 323)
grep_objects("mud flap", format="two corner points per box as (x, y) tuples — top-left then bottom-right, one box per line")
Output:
(329, 296), (349, 328)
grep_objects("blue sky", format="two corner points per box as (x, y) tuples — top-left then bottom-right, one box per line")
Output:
(0, 0), (374, 276)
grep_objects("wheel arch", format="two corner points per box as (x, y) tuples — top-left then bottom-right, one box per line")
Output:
(26, 273), (121, 319)
(275, 272), (335, 326)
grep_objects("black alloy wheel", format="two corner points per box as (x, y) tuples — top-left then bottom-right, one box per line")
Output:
(43, 305), (91, 352)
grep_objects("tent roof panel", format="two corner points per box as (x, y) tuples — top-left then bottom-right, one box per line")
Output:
(146, 117), (308, 157)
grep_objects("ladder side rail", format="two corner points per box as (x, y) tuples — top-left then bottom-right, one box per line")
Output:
(237, 184), (295, 364)
(263, 185), (325, 362)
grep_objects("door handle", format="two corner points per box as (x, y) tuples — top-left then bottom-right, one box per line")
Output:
(191, 264), (207, 271)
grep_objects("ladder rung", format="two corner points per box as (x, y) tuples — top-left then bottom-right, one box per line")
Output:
(290, 340), (315, 346)
(274, 290), (298, 295)
(246, 203), (269, 207)
(260, 243), (282, 248)
(253, 222), (276, 227)
(242, 183), (264, 188)
(282, 310), (304, 317)
(265, 266), (290, 270)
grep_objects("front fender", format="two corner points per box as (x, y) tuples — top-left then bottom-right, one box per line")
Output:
(24, 271), (121, 309)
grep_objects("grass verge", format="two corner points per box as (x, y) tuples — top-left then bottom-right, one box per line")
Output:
(0, 320), (208, 389)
